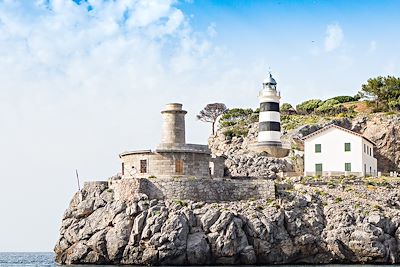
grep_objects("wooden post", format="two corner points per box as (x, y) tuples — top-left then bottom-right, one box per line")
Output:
(76, 169), (81, 191)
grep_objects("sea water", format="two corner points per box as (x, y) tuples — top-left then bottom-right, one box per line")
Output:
(0, 253), (397, 267)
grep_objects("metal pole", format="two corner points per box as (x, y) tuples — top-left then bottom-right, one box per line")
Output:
(76, 169), (81, 191)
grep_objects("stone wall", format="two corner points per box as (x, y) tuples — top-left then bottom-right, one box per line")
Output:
(120, 151), (211, 179)
(109, 178), (275, 202)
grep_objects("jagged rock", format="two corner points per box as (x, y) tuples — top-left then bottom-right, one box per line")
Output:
(201, 209), (221, 232)
(187, 233), (210, 264)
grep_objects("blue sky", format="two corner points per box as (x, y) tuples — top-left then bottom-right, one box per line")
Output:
(0, 0), (399, 252)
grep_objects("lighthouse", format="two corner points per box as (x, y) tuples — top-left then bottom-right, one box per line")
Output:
(258, 72), (282, 146)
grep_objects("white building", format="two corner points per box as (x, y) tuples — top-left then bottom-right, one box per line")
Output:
(303, 124), (377, 177)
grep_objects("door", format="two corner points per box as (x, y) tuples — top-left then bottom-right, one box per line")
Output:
(315, 163), (323, 176)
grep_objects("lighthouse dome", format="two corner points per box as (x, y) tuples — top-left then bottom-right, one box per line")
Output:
(263, 73), (277, 85)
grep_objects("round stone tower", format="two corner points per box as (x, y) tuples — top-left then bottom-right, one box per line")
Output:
(161, 103), (187, 145)
(258, 73), (282, 146)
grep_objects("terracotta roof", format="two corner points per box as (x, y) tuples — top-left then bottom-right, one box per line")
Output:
(301, 124), (377, 146)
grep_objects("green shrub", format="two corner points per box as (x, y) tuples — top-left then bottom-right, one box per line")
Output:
(335, 197), (343, 203)
(148, 175), (157, 179)
(316, 99), (341, 114)
(173, 199), (188, 207)
(223, 127), (249, 139)
(296, 99), (323, 114)
(330, 95), (357, 103)
(281, 103), (294, 113)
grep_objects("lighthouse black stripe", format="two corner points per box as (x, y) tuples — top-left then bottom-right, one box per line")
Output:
(260, 102), (279, 112)
(259, 121), (281, 132)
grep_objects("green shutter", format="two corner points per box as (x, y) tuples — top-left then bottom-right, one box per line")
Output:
(315, 144), (321, 153)
(345, 142), (351, 152)
(345, 163), (351, 172)
(315, 163), (323, 175)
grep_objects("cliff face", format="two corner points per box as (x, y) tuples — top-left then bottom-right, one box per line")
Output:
(55, 178), (400, 265)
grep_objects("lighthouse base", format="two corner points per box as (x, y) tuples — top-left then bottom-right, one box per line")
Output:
(249, 142), (290, 158)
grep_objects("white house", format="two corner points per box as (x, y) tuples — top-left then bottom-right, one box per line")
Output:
(303, 124), (377, 177)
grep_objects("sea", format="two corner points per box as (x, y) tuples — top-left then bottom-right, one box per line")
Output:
(0, 253), (397, 267)
(0, 252), (97, 267)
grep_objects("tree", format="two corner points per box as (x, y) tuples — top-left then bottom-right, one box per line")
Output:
(197, 103), (228, 135)
(220, 108), (254, 127)
(359, 76), (400, 111)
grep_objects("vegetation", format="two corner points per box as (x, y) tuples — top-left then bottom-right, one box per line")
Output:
(197, 103), (228, 135)
(359, 76), (400, 112)
(220, 108), (258, 138)
(296, 99), (323, 114)
(281, 114), (322, 130)
(281, 103), (295, 114)
(148, 175), (157, 179)
(220, 108), (256, 127)
(173, 199), (188, 207)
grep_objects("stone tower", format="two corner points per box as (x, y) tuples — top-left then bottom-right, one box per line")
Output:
(160, 103), (187, 145)
(258, 72), (282, 146)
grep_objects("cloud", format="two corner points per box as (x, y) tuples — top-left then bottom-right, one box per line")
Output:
(369, 40), (377, 53)
(0, 0), (244, 252)
(324, 23), (343, 52)
(207, 22), (217, 37)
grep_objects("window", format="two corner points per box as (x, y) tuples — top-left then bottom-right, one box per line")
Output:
(364, 144), (366, 153)
(140, 160), (147, 173)
(344, 142), (351, 152)
(175, 160), (184, 174)
(345, 163), (351, 172)
(315, 163), (323, 175)
(315, 144), (321, 153)
(122, 162), (125, 176)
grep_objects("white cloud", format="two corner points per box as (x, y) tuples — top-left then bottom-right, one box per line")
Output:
(369, 40), (377, 52)
(0, 0), (244, 252)
(324, 23), (344, 52)
(207, 22), (217, 37)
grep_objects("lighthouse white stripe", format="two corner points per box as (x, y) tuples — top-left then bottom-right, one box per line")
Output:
(258, 131), (281, 142)
(259, 111), (280, 122)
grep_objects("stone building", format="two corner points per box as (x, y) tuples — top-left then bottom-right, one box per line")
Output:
(119, 103), (224, 179)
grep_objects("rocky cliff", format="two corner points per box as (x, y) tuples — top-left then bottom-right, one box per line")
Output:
(55, 177), (400, 265)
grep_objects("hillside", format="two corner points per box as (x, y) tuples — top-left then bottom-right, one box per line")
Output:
(209, 112), (400, 177)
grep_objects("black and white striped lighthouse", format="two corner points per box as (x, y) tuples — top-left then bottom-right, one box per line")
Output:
(258, 72), (282, 146)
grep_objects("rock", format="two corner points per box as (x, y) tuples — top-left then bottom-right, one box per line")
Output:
(55, 159), (400, 265)
(240, 245), (257, 264)
(187, 233), (210, 264)
(201, 209), (221, 232)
